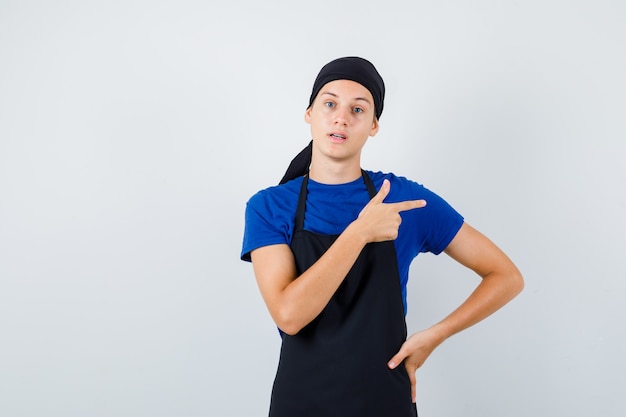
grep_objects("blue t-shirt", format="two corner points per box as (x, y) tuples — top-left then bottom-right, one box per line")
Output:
(241, 170), (464, 313)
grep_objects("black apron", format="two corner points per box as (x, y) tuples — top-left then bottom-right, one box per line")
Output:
(269, 171), (418, 417)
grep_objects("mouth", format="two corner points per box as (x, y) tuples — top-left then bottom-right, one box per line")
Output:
(329, 132), (347, 143)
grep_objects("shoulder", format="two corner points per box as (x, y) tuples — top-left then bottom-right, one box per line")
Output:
(246, 177), (303, 213)
(242, 176), (304, 262)
(364, 170), (431, 201)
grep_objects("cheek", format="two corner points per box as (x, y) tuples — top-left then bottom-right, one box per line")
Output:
(310, 114), (328, 129)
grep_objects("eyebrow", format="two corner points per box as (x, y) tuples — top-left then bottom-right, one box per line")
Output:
(320, 91), (372, 105)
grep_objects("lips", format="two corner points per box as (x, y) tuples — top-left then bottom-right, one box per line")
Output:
(329, 132), (347, 143)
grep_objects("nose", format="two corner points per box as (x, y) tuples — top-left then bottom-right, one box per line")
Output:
(334, 106), (350, 125)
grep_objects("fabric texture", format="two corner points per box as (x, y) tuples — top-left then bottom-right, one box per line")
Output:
(241, 170), (464, 314)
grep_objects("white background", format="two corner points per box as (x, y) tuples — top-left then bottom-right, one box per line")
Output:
(1, 1), (624, 416)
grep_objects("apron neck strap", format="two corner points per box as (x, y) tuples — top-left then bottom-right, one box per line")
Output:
(361, 169), (377, 199)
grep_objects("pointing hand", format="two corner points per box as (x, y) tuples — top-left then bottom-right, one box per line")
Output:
(356, 179), (426, 243)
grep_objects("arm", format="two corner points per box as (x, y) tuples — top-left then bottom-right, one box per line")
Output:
(388, 222), (524, 402)
(250, 179), (426, 335)
(251, 225), (367, 336)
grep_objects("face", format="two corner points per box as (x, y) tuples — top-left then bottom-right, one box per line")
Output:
(305, 79), (379, 167)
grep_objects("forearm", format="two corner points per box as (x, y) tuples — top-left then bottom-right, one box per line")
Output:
(254, 221), (368, 335)
(426, 269), (524, 344)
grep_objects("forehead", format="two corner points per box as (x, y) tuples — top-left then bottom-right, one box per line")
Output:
(316, 79), (373, 102)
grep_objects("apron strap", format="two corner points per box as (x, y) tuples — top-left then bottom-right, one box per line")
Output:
(361, 169), (377, 199)
(295, 174), (309, 231)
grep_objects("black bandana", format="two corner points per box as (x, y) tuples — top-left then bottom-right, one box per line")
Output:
(308, 56), (385, 120)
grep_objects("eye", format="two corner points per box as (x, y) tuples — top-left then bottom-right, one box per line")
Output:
(324, 101), (335, 108)
(353, 107), (364, 113)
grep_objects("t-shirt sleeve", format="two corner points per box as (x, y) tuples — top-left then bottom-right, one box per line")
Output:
(415, 185), (464, 255)
(383, 173), (463, 256)
(240, 191), (292, 262)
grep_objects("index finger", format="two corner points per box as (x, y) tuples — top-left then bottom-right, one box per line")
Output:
(389, 199), (427, 213)
(370, 179), (390, 204)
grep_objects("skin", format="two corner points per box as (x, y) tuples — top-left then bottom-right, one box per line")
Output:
(250, 79), (524, 403)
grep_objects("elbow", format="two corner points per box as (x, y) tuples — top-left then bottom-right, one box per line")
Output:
(486, 265), (524, 302)
(512, 259), (525, 292)
(276, 322), (303, 337)
(274, 309), (306, 336)
(278, 325), (301, 337)
(509, 267), (525, 298)
(516, 274), (524, 295)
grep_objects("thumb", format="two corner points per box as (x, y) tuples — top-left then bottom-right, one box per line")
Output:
(387, 346), (408, 370)
(370, 179), (390, 204)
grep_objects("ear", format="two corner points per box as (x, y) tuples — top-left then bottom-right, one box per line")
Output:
(304, 106), (312, 124)
(369, 117), (379, 137)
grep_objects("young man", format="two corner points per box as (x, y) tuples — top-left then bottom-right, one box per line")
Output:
(241, 57), (523, 416)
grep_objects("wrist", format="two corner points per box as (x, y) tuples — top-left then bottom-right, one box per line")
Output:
(426, 322), (454, 345)
(343, 219), (369, 248)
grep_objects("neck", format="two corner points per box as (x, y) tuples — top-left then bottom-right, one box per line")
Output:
(308, 158), (362, 184)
